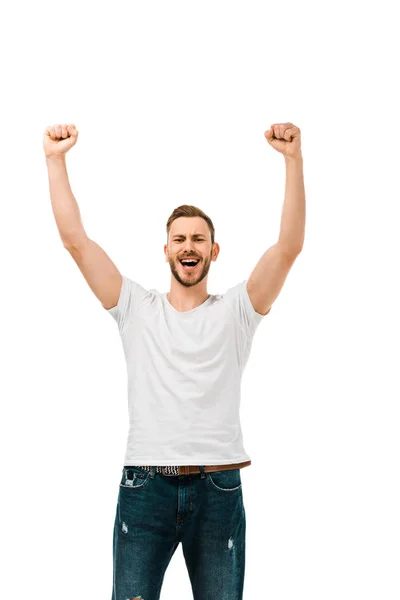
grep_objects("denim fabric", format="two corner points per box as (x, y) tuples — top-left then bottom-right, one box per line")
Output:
(111, 465), (246, 600)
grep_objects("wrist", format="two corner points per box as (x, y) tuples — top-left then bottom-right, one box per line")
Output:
(45, 153), (66, 163)
(284, 152), (303, 163)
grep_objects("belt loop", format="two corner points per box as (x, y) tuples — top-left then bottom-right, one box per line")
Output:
(150, 466), (156, 479)
(199, 465), (206, 479)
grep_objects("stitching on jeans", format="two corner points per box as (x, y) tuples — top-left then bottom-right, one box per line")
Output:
(208, 473), (242, 492)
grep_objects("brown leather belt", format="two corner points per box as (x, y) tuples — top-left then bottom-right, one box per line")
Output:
(128, 460), (251, 476)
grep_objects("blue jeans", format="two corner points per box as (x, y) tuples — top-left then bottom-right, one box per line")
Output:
(111, 465), (246, 600)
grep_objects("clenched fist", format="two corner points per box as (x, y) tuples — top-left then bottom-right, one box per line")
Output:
(264, 122), (301, 159)
(43, 124), (79, 158)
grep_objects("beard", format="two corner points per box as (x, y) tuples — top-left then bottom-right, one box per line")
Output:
(169, 255), (211, 287)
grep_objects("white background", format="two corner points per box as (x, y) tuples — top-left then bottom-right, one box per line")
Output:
(1, 1), (399, 599)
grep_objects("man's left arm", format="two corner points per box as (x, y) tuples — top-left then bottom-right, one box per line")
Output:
(247, 123), (305, 316)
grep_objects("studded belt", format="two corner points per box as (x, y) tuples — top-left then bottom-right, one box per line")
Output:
(125, 460), (251, 476)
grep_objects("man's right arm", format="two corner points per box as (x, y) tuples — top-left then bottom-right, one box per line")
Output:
(46, 153), (122, 310)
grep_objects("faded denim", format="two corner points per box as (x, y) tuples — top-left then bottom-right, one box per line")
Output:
(111, 465), (246, 600)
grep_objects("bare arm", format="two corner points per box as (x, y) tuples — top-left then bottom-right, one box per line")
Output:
(44, 124), (122, 310)
(45, 153), (85, 246)
(247, 123), (305, 315)
(64, 237), (122, 310)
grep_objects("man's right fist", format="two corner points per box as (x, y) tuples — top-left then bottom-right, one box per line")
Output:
(43, 124), (79, 157)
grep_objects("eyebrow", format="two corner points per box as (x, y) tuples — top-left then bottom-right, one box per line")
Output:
(172, 234), (207, 238)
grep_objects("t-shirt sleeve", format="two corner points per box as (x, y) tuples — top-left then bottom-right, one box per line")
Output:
(105, 274), (148, 332)
(222, 279), (270, 338)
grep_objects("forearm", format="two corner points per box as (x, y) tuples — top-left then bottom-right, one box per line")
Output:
(278, 154), (305, 255)
(46, 154), (87, 246)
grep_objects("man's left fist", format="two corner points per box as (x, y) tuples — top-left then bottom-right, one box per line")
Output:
(264, 122), (302, 159)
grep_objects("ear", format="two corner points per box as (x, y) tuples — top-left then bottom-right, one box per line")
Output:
(212, 242), (220, 261)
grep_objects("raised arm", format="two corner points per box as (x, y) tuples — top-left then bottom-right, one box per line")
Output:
(247, 123), (305, 315)
(44, 124), (122, 310)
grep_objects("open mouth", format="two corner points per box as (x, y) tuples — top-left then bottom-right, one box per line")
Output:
(179, 258), (200, 271)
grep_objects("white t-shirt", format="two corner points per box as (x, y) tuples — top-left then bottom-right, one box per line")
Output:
(106, 275), (268, 466)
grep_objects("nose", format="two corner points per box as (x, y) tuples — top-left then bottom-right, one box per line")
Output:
(182, 242), (197, 254)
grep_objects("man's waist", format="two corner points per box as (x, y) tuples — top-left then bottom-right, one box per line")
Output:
(124, 460), (251, 476)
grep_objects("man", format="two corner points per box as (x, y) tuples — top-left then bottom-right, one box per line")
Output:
(44, 121), (305, 600)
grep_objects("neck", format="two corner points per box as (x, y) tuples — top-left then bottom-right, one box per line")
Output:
(166, 290), (210, 312)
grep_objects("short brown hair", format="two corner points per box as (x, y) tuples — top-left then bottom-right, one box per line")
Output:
(166, 205), (215, 245)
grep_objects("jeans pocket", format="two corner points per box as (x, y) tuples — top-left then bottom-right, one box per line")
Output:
(207, 468), (242, 492)
(119, 466), (151, 489)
